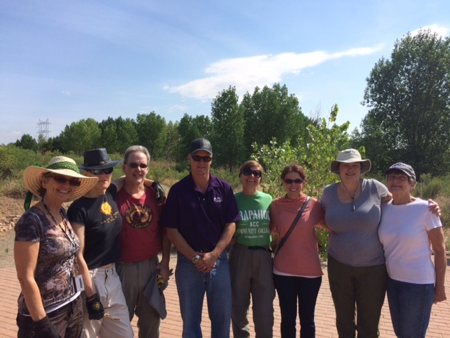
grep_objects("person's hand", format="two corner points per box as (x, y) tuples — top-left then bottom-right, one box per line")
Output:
(434, 284), (447, 304)
(85, 293), (104, 320)
(195, 252), (218, 273)
(428, 199), (441, 217)
(151, 181), (166, 205)
(34, 316), (60, 338)
(156, 262), (171, 284)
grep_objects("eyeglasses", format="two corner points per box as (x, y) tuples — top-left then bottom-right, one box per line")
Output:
(86, 168), (114, 175)
(283, 178), (303, 185)
(191, 155), (212, 162)
(242, 168), (262, 178)
(127, 163), (148, 169)
(49, 175), (81, 187)
(387, 175), (408, 182)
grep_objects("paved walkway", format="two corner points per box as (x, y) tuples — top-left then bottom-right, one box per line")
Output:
(1, 259), (449, 337)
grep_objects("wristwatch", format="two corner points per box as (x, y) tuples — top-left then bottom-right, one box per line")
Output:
(191, 255), (201, 264)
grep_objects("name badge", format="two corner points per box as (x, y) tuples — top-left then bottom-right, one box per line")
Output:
(73, 275), (85, 292)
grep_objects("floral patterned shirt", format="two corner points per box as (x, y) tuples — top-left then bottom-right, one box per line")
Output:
(15, 206), (80, 315)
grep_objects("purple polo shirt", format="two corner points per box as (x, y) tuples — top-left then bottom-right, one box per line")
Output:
(161, 173), (240, 252)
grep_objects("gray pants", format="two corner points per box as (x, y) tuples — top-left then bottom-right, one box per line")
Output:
(117, 257), (160, 338)
(229, 244), (275, 338)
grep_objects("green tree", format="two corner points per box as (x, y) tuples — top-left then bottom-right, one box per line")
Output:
(59, 118), (102, 154)
(361, 29), (450, 178)
(176, 114), (212, 165)
(253, 105), (350, 257)
(210, 86), (245, 171)
(116, 117), (138, 153)
(99, 117), (120, 153)
(136, 112), (167, 159)
(15, 134), (38, 151)
(242, 83), (309, 158)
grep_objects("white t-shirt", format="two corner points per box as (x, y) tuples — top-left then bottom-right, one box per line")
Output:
(379, 198), (442, 284)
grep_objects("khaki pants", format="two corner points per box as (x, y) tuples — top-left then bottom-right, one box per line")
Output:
(229, 244), (275, 338)
(82, 264), (134, 338)
(117, 257), (160, 338)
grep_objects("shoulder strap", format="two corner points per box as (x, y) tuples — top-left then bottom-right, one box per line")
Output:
(274, 196), (310, 258)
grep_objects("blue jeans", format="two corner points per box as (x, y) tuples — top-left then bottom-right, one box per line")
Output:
(274, 274), (322, 338)
(176, 251), (231, 338)
(387, 277), (434, 338)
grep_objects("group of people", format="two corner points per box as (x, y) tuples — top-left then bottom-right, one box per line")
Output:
(13, 137), (446, 338)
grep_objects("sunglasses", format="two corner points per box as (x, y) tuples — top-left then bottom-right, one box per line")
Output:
(86, 167), (114, 175)
(242, 168), (262, 178)
(49, 175), (81, 187)
(127, 163), (148, 169)
(283, 178), (303, 185)
(191, 155), (212, 162)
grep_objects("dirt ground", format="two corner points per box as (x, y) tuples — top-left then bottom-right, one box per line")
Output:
(0, 196), (23, 268)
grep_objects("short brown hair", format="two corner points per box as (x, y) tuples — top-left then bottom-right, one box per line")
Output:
(280, 163), (307, 183)
(239, 160), (264, 178)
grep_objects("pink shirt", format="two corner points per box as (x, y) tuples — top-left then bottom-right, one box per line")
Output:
(270, 194), (325, 277)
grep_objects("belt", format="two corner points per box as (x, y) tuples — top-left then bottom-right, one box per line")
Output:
(234, 243), (272, 252)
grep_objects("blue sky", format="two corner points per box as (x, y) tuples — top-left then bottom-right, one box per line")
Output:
(1, 0), (449, 145)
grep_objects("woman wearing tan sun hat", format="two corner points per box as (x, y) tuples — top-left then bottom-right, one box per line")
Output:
(320, 149), (440, 338)
(15, 156), (104, 338)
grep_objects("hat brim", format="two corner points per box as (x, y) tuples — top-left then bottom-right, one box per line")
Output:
(331, 159), (371, 174)
(190, 149), (213, 155)
(78, 160), (122, 170)
(23, 166), (98, 202)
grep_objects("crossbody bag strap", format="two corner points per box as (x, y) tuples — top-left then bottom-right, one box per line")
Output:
(274, 196), (310, 258)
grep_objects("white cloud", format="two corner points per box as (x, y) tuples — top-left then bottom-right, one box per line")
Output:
(165, 46), (383, 101)
(411, 24), (449, 37)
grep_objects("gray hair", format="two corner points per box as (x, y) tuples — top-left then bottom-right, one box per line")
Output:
(124, 145), (151, 164)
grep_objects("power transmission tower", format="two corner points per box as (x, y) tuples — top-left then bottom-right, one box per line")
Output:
(37, 119), (51, 141)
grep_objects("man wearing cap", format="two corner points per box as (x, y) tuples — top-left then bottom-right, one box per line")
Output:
(161, 138), (240, 338)
(116, 145), (171, 338)
(68, 148), (134, 338)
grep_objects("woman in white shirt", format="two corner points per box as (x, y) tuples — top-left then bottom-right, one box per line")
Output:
(378, 162), (447, 338)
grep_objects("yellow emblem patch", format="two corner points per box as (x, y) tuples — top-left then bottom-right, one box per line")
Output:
(101, 202), (112, 215)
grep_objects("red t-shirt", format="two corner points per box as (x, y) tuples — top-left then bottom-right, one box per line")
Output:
(117, 186), (162, 262)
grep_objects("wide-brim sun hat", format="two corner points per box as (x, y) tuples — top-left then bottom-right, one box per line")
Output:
(331, 149), (371, 174)
(23, 156), (98, 202)
(78, 148), (122, 170)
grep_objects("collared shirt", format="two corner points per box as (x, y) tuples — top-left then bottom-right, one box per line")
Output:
(161, 173), (240, 252)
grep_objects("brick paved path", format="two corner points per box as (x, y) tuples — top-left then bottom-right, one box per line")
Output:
(1, 261), (449, 337)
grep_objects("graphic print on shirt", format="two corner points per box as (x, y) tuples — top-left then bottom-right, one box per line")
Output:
(124, 204), (153, 229)
(101, 201), (113, 215)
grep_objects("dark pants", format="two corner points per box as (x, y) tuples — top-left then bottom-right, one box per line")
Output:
(274, 274), (322, 338)
(327, 255), (387, 338)
(17, 295), (83, 338)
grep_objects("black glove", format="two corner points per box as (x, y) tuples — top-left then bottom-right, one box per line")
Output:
(34, 315), (60, 338)
(85, 293), (104, 320)
(151, 180), (166, 205)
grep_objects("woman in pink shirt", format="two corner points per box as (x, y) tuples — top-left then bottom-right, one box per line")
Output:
(270, 163), (327, 338)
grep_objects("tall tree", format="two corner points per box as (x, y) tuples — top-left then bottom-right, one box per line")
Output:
(242, 83), (309, 158)
(361, 29), (450, 178)
(15, 134), (38, 151)
(136, 112), (167, 159)
(210, 86), (245, 171)
(176, 114), (212, 164)
(59, 118), (101, 154)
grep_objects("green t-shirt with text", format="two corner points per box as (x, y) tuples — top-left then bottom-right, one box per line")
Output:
(234, 191), (272, 246)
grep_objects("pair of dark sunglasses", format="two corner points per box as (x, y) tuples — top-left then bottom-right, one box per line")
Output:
(242, 168), (262, 178)
(86, 167), (114, 175)
(49, 175), (81, 187)
(127, 163), (148, 169)
(283, 178), (303, 184)
(191, 155), (212, 162)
